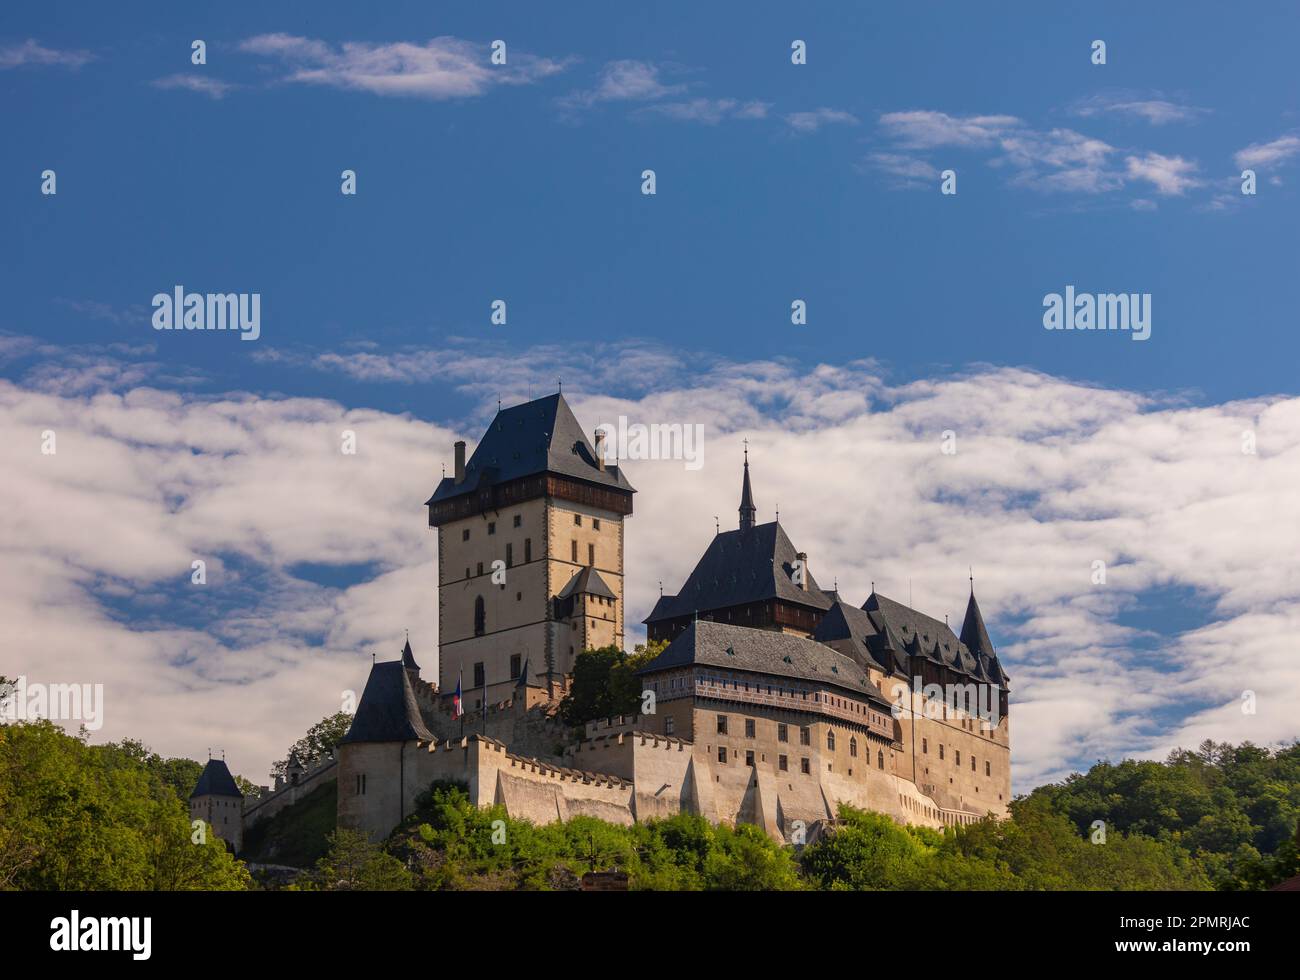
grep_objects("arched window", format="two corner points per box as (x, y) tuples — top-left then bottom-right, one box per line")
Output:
(827, 730), (836, 751)
(474, 595), (486, 636)
(849, 737), (858, 757)
(877, 750), (885, 770)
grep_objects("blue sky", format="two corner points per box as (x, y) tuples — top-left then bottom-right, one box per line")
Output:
(2, 3), (1298, 788)
(5, 1), (1298, 414)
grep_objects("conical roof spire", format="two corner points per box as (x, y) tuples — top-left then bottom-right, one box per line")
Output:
(401, 634), (421, 672)
(739, 441), (756, 531)
(958, 585), (995, 660)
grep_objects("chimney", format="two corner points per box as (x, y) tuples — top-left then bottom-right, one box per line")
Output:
(593, 428), (606, 471)
(454, 441), (466, 484)
(796, 552), (809, 591)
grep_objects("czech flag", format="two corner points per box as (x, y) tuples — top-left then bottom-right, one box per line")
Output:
(452, 670), (464, 719)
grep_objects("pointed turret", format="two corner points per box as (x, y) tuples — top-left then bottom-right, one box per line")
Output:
(958, 586), (995, 661)
(738, 444), (756, 532)
(401, 636), (421, 673)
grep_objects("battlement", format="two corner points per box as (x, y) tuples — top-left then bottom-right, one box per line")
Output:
(423, 734), (632, 789)
(244, 753), (338, 829)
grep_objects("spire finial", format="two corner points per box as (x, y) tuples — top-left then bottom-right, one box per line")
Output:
(969, 566), (974, 594)
(658, 580), (663, 596)
(714, 515), (719, 535)
(557, 377), (563, 394)
(738, 441), (757, 532)
(371, 651), (376, 664)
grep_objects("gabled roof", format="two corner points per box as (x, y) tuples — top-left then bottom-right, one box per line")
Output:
(557, 565), (616, 600)
(864, 591), (1007, 686)
(425, 393), (634, 507)
(340, 661), (435, 744)
(190, 758), (242, 799)
(643, 521), (834, 624)
(638, 621), (891, 707)
(813, 599), (886, 671)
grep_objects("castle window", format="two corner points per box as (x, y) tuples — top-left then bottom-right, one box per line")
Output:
(800, 758), (810, 775)
(593, 518), (601, 530)
(524, 538), (532, 562)
(571, 540), (578, 562)
(665, 716), (675, 736)
(476, 562), (484, 576)
(716, 715), (728, 735)
(777, 723), (788, 743)
(574, 514), (582, 526)
(779, 755), (788, 772)
(510, 654), (521, 679)
(746, 750), (755, 767)
(922, 738), (928, 754)
(717, 746), (727, 764)
(513, 514), (522, 528)
(474, 597), (485, 636)
(985, 760), (991, 777)
(799, 727), (810, 746)
(877, 750), (884, 770)
(745, 719), (755, 738)
(971, 756), (976, 772)
(939, 745), (945, 760)
(473, 662), (485, 688)
(506, 543), (513, 567)
(356, 774), (366, 795)
(587, 543), (595, 566)
(956, 750), (961, 766)
(516, 592), (522, 601)
(462, 528), (470, 542)
(827, 730), (836, 751)
(488, 522), (496, 535)
(849, 737), (858, 758)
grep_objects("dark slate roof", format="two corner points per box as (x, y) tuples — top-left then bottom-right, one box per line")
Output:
(643, 521), (834, 624)
(190, 758), (242, 799)
(401, 638), (421, 672)
(638, 621), (891, 707)
(557, 565), (617, 600)
(959, 592), (994, 659)
(425, 393), (634, 506)
(340, 661), (436, 744)
(866, 591), (1008, 688)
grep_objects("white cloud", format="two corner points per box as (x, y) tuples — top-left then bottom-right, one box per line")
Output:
(0, 39), (94, 70)
(1125, 152), (1202, 196)
(1234, 134), (1300, 170)
(640, 97), (770, 125)
(151, 74), (238, 100)
(3, 338), (1299, 793)
(559, 59), (687, 111)
(1071, 94), (1209, 125)
(785, 107), (859, 133)
(879, 110), (1021, 149)
(238, 34), (568, 99)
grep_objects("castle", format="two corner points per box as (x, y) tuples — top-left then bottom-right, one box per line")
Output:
(193, 392), (1011, 851)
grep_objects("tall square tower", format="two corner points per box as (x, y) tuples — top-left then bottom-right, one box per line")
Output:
(426, 394), (635, 708)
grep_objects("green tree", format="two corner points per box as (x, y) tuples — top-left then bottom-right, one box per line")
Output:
(308, 829), (413, 891)
(270, 712), (353, 782)
(559, 640), (667, 727)
(0, 720), (250, 890)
